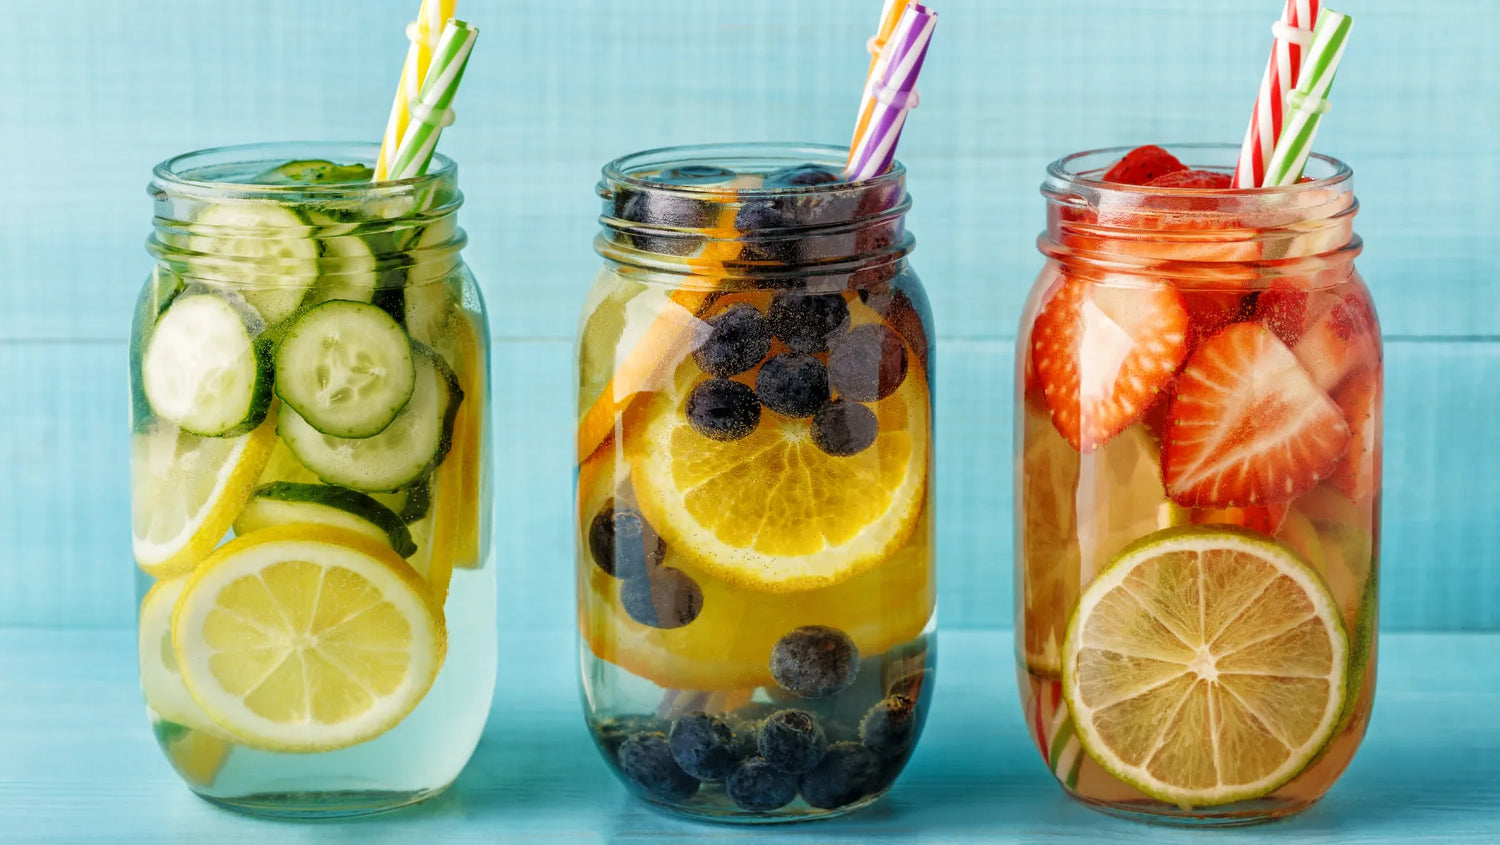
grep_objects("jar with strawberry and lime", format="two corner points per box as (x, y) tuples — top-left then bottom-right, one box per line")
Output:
(1016, 143), (1380, 824)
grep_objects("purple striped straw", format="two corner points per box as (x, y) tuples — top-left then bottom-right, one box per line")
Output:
(843, 3), (938, 181)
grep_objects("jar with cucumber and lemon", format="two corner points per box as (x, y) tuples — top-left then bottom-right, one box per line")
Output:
(1016, 145), (1379, 825)
(577, 144), (934, 822)
(130, 143), (494, 817)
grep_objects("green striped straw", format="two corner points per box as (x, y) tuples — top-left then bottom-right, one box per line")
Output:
(387, 19), (479, 180)
(1262, 8), (1354, 187)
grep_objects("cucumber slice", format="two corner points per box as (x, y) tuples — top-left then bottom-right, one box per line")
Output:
(274, 301), (415, 438)
(188, 202), (318, 325)
(254, 160), (374, 186)
(130, 267), (188, 433)
(279, 342), (463, 492)
(234, 481), (416, 557)
(143, 293), (271, 437)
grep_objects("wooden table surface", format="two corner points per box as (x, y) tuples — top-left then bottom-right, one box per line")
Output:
(4, 628), (1497, 844)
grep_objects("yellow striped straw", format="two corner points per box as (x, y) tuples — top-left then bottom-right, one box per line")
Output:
(375, 0), (458, 180)
(850, 0), (910, 149)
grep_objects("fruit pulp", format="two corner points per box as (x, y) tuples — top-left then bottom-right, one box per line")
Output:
(1018, 150), (1379, 823)
(133, 155), (495, 817)
(579, 155), (935, 821)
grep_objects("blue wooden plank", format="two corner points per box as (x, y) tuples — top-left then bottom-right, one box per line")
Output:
(3, 337), (1497, 631)
(2, 628), (1497, 843)
(0, 0), (1494, 341)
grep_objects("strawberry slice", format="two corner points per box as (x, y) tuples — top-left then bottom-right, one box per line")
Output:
(1031, 273), (1190, 451)
(1330, 369), (1381, 501)
(1164, 322), (1351, 507)
(1146, 169), (1234, 189)
(1183, 289), (1254, 350)
(1291, 293), (1380, 392)
(1102, 145), (1187, 186)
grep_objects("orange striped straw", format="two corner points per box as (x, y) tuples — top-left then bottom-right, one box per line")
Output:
(849, 0), (910, 149)
(375, 0), (458, 180)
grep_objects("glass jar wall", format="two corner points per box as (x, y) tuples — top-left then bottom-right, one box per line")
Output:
(577, 143), (936, 822)
(130, 142), (495, 818)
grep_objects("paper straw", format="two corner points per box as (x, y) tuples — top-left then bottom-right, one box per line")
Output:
(849, 0), (911, 150)
(376, 0), (458, 181)
(1263, 9), (1353, 187)
(387, 19), (479, 181)
(1232, 0), (1320, 188)
(843, 3), (938, 181)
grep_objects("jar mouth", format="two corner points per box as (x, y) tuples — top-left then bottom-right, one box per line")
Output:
(1046, 142), (1351, 197)
(152, 141), (457, 202)
(601, 142), (904, 200)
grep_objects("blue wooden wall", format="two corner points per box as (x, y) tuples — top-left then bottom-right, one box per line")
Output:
(2, 0), (1496, 631)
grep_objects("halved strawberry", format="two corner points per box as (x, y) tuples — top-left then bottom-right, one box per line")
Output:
(1189, 503), (1289, 536)
(1031, 273), (1190, 452)
(1330, 369), (1381, 501)
(1164, 322), (1351, 507)
(1102, 145), (1187, 186)
(1292, 292), (1380, 392)
(1183, 288), (1254, 350)
(1146, 169), (1234, 189)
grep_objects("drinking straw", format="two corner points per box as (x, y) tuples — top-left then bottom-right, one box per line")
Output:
(376, 0), (458, 181)
(849, 0), (912, 150)
(1262, 9), (1353, 187)
(386, 19), (480, 180)
(1232, 0), (1320, 188)
(843, 4), (938, 181)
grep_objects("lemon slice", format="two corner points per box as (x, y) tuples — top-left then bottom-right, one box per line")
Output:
(1062, 527), (1348, 808)
(173, 525), (445, 752)
(625, 320), (928, 593)
(139, 576), (227, 737)
(132, 414), (278, 577)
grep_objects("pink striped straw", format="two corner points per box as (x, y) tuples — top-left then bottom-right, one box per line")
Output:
(843, 3), (938, 182)
(1233, 0), (1322, 187)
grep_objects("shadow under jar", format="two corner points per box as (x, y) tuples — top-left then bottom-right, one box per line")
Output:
(1016, 144), (1380, 825)
(131, 142), (495, 818)
(576, 143), (936, 822)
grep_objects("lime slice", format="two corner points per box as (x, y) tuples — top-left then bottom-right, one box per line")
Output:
(132, 415), (277, 577)
(173, 525), (445, 752)
(1062, 527), (1348, 808)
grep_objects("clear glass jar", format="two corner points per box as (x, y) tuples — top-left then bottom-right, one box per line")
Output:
(130, 142), (495, 818)
(576, 143), (935, 822)
(1016, 144), (1379, 825)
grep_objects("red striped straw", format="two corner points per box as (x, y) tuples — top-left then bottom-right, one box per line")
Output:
(1233, 0), (1321, 188)
(843, 3), (938, 181)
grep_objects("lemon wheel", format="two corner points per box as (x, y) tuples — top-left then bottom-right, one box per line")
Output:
(132, 414), (277, 577)
(1062, 527), (1348, 808)
(173, 525), (446, 752)
(138, 575), (227, 736)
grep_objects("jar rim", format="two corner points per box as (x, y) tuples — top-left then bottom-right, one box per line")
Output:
(1047, 142), (1351, 196)
(152, 141), (457, 200)
(600, 142), (905, 198)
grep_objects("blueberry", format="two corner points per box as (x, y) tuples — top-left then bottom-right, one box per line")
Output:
(765, 164), (843, 189)
(756, 710), (828, 774)
(726, 715), (763, 760)
(617, 732), (699, 801)
(811, 400), (879, 457)
(767, 293), (850, 353)
(621, 567), (704, 629)
(755, 354), (830, 418)
(693, 304), (772, 377)
(829, 324), (908, 402)
(735, 200), (786, 231)
(799, 742), (882, 810)
(685, 378), (761, 441)
(652, 165), (735, 186)
(668, 712), (738, 782)
(595, 714), (670, 756)
(588, 500), (666, 580)
(770, 625), (860, 698)
(725, 757), (800, 812)
(859, 696), (918, 760)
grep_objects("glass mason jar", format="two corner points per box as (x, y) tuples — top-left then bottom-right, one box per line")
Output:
(130, 142), (495, 818)
(576, 143), (935, 822)
(1016, 144), (1379, 825)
